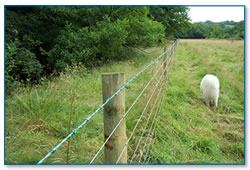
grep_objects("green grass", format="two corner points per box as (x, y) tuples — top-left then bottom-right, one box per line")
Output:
(5, 39), (244, 164)
(150, 39), (244, 164)
(5, 45), (167, 164)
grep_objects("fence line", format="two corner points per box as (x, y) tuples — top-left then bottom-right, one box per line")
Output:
(142, 119), (158, 163)
(143, 103), (162, 164)
(144, 96), (164, 163)
(128, 41), (176, 164)
(129, 84), (164, 163)
(141, 120), (157, 163)
(89, 46), (172, 164)
(38, 40), (177, 164)
(138, 88), (163, 163)
(115, 64), (168, 164)
(125, 42), (176, 164)
(139, 92), (162, 163)
(139, 67), (172, 163)
(142, 66), (171, 164)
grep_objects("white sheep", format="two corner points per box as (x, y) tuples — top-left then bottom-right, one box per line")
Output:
(200, 74), (220, 108)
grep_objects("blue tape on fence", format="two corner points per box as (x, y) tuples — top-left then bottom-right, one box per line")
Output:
(37, 41), (177, 165)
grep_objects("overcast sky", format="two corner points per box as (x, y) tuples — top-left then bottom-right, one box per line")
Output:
(188, 6), (244, 23)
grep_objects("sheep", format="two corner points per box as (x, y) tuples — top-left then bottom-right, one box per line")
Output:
(200, 74), (220, 108)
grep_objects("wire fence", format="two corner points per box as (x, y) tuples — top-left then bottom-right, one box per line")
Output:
(37, 40), (178, 164)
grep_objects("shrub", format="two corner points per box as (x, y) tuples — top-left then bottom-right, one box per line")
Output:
(5, 38), (43, 95)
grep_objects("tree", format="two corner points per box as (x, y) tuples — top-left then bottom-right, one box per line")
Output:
(149, 7), (191, 38)
(210, 24), (222, 38)
(45, 7), (166, 71)
(233, 20), (244, 39)
(175, 20), (244, 40)
(5, 6), (170, 94)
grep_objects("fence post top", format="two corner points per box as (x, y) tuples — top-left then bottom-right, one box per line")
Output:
(102, 72), (124, 76)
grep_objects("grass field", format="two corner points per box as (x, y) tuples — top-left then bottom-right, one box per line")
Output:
(5, 39), (244, 164)
(150, 39), (244, 164)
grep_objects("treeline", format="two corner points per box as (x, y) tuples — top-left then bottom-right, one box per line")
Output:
(5, 6), (190, 95)
(176, 20), (244, 39)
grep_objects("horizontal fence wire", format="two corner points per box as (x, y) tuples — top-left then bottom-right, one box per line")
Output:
(143, 70), (170, 164)
(132, 53), (171, 164)
(143, 107), (161, 164)
(141, 45), (175, 164)
(129, 83), (164, 163)
(142, 95), (164, 163)
(127, 42), (175, 164)
(142, 115), (158, 163)
(138, 89), (163, 163)
(89, 48), (171, 164)
(38, 41), (177, 164)
(115, 64), (168, 164)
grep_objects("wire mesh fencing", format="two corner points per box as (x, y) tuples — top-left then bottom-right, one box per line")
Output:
(37, 40), (178, 164)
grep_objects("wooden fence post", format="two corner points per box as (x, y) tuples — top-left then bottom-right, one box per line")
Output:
(173, 41), (176, 57)
(102, 72), (127, 163)
(163, 46), (168, 77)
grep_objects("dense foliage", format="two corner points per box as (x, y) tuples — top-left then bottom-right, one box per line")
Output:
(5, 6), (190, 95)
(176, 20), (244, 39)
(149, 7), (191, 38)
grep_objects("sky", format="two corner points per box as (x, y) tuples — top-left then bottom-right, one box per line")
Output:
(188, 6), (244, 23)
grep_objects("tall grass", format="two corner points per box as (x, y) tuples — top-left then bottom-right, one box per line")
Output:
(5, 45), (167, 164)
